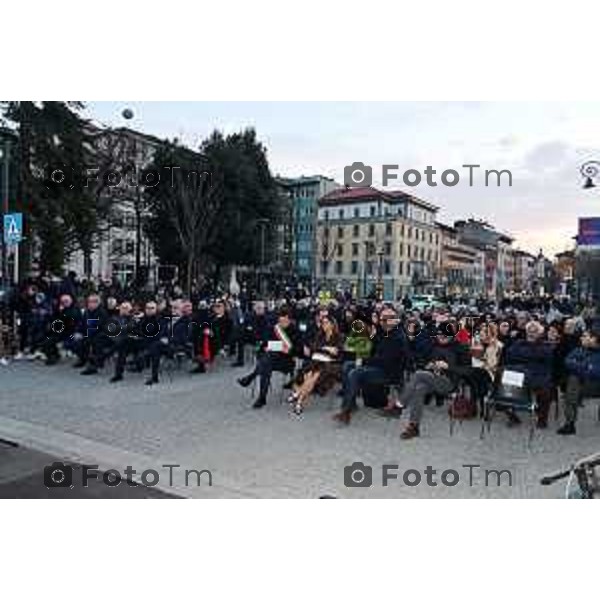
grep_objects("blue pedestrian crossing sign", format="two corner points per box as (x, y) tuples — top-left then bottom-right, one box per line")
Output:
(3, 213), (23, 245)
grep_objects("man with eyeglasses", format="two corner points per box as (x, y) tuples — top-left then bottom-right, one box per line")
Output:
(333, 306), (406, 425)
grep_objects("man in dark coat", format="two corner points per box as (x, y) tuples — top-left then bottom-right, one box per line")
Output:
(396, 330), (470, 439)
(333, 306), (407, 425)
(237, 307), (303, 409)
(504, 320), (554, 427)
(74, 294), (108, 371)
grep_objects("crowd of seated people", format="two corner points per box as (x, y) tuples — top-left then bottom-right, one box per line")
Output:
(3, 274), (600, 440)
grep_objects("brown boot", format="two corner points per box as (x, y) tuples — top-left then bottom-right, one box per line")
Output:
(333, 410), (352, 425)
(400, 422), (420, 440)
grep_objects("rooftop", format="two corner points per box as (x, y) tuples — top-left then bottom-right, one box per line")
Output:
(276, 175), (337, 186)
(319, 185), (439, 211)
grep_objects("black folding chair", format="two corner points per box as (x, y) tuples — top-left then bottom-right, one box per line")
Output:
(480, 369), (537, 446)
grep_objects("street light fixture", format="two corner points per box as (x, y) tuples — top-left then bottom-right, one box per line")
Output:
(581, 160), (600, 189)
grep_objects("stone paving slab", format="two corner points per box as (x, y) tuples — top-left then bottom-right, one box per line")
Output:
(1, 360), (599, 498)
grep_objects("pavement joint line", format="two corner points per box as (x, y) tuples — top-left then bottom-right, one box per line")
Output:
(0, 416), (262, 499)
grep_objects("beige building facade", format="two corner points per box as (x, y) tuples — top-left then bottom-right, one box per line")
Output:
(315, 187), (441, 300)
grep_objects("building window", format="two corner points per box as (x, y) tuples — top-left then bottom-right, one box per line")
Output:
(353, 224), (360, 237)
(353, 207), (360, 218)
(430, 232), (433, 243)
(370, 205), (376, 217)
(399, 243), (404, 256)
(407, 245), (411, 258)
(401, 224), (405, 236)
(408, 227), (412, 238)
(407, 263), (411, 276)
(352, 243), (359, 256)
(384, 260), (391, 275)
(338, 209), (344, 219)
(384, 241), (391, 255)
(428, 249), (432, 260)
(335, 261), (343, 275)
(324, 209), (329, 220)
(351, 261), (358, 275)
(324, 227), (330, 238)
(368, 224), (375, 237)
(420, 247), (425, 260)
(366, 261), (373, 275)
(398, 262), (403, 275)
(337, 226), (344, 238)
(321, 261), (329, 274)
(385, 222), (392, 236)
(337, 244), (343, 257)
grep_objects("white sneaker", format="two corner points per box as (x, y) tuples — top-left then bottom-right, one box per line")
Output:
(14, 352), (25, 361)
(0, 358), (9, 366)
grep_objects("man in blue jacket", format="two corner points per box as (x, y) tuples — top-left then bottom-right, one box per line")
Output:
(557, 327), (600, 435)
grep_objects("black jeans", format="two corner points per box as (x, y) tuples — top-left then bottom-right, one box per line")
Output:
(252, 352), (294, 400)
(342, 365), (387, 411)
(114, 337), (145, 377)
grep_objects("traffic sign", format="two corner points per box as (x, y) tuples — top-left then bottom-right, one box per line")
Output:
(3, 213), (23, 245)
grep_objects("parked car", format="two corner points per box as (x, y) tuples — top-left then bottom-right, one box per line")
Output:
(410, 294), (441, 311)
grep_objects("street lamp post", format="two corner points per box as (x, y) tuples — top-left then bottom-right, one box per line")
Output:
(256, 218), (269, 296)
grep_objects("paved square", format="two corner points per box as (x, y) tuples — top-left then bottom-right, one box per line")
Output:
(0, 361), (599, 498)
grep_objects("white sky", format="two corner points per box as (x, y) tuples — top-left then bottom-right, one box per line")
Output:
(85, 101), (600, 257)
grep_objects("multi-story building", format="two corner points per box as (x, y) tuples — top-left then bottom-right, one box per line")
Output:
(513, 249), (537, 292)
(66, 126), (163, 285)
(276, 175), (340, 281)
(499, 242), (516, 293)
(453, 219), (514, 299)
(437, 222), (485, 296)
(532, 250), (556, 295)
(315, 186), (440, 300)
(269, 181), (294, 274)
(554, 249), (575, 296)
